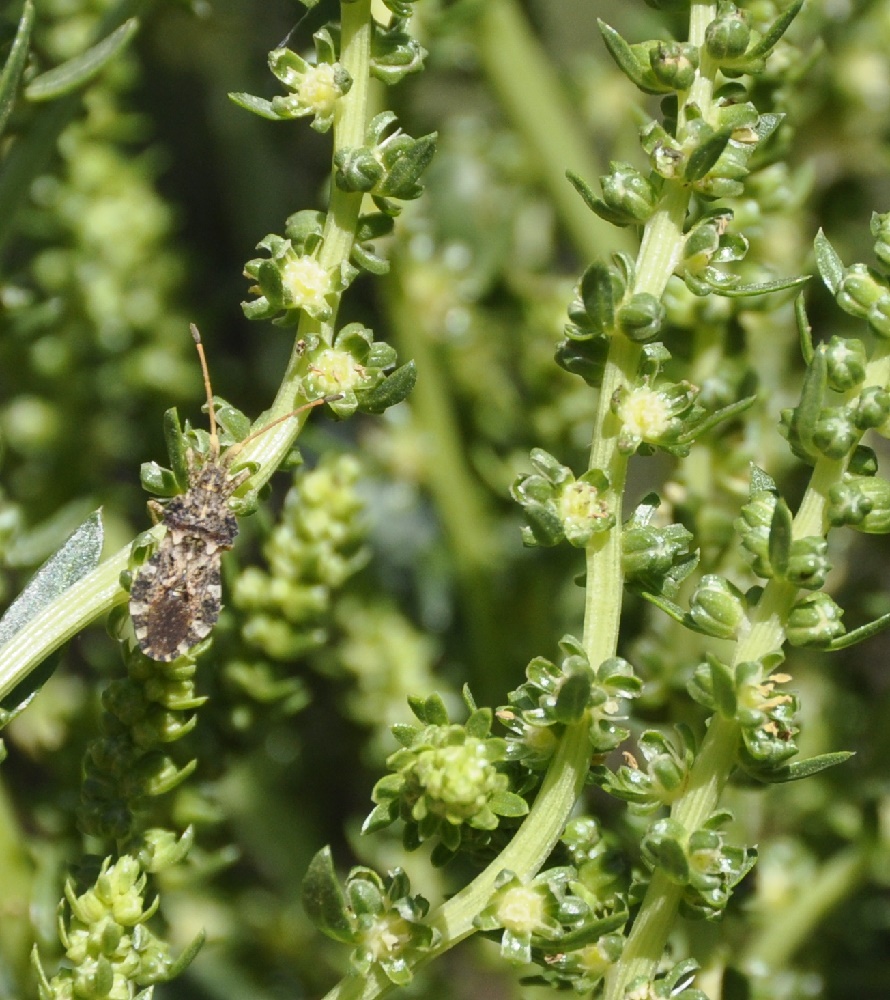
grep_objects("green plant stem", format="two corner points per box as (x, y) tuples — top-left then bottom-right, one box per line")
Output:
(603, 317), (890, 998)
(0, 0), (376, 705)
(742, 843), (870, 972)
(321, 720), (593, 1000)
(474, 0), (633, 261)
(383, 275), (502, 686)
(232, 0), (373, 490)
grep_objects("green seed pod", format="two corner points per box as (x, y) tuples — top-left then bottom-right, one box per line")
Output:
(649, 40), (699, 90)
(831, 476), (890, 533)
(827, 478), (874, 527)
(705, 2), (751, 62)
(688, 574), (747, 640)
(786, 593), (845, 648)
(836, 263), (888, 319)
(824, 336), (867, 392)
(333, 146), (384, 192)
(854, 386), (890, 430)
(617, 292), (665, 343)
(867, 295), (890, 339)
(786, 536), (831, 590)
(812, 406), (858, 460)
(600, 162), (658, 225)
(735, 489), (777, 578)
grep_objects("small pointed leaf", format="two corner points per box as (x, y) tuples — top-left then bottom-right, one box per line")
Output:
(0, 0), (35, 139)
(301, 847), (355, 943)
(25, 19), (139, 102)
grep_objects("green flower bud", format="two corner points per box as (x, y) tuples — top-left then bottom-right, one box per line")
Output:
(854, 386), (890, 430)
(600, 162), (658, 225)
(786, 536), (830, 590)
(812, 406), (858, 460)
(617, 292), (665, 343)
(735, 489), (776, 578)
(867, 296), (890, 338)
(870, 210), (890, 269)
(648, 40), (699, 90)
(786, 593), (845, 647)
(836, 263), (888, 319)
(824, 337), (867, 392)
(849, 445), (879, 476)
(705, 2), (751, 62)
(334, 146), (385, 192)
(688, 574), (747, 639)
(641, 817), (690, 883)
(829, 476), (890, 532)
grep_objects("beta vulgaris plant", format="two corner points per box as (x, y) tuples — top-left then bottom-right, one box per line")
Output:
(1, 0), (889, 998)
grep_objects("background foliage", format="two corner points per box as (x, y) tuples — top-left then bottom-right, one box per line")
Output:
(1, 0), (889, 998)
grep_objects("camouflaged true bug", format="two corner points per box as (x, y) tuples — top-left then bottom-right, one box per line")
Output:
(129, 325), (327, 662)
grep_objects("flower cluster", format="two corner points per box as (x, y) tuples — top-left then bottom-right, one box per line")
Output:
(301, 850), (438, 987)
(510, 448), (613, 548)
(33, 856), (202, 999)
(500, 635), (641, 757)
(363, 691), (528, 865)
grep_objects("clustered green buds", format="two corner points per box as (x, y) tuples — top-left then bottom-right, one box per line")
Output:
(501, 636), (642, 755)
(829, 474), (890, 532)
(835, 263), (890, 337)
(334, 111), (436, 207)
(591, 728), (693, 809)
(301, 849), (438, 986)
(474, 867), (628, 980)
(33, 856), (202, 999)
(511, 449), (613, 547)
(786, 592), (846, 647)
(641, 811), (754, 918)
(78, 635), (203, 841)
(595, 161), (659, 227)
(363, 691), (528, 864)
(686, 574), (747, 639)
(243, 233), (347, 323)
(267, 45), (352, 132)
(622, 496), (697, 597)
(612, 379), (700, 455)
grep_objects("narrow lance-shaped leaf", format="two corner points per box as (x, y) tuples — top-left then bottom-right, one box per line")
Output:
(814, 229), (845, 295)
(0, 0), (35, 140)
(0, 510), (104, 720)
(25, 18), (139, 102)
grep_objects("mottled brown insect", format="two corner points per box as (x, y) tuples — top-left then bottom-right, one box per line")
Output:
(130, 326), (324, 662)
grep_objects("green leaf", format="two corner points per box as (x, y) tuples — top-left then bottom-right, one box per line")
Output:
(814, 229), (845, 295)
(711, 273), (810, 298)
(707, 653), (737, 719)
(0, 0), (34, 140)
(0, 511), (103, 719)
(597, 21), (660, 94)
(792, 344), (828, 460)
(750, 465), (778, 494)
(639, 591), (688, 626)
(795, 292), (814, 364)
(228, 91), (280, 120)
(553, 672), (591, 724)
(678, 394), (756, 444)
(746, 0), (805, 61)
(301, 848), (355, 943)
(768, 498), (793, 577)
(357, 360), (416, 413)
(580, 262), (615, 334)
(747, 751), (854, 783)
(685, 127), (734, 182)
(25, 18), (139, 102)
(827, 610), (890, 650)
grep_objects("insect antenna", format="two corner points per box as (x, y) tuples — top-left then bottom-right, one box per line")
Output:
(223, 393), (344, 465)
(190, 323), (220, 460)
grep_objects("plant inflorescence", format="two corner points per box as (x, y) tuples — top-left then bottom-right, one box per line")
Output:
(1, 1), (889, 999)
